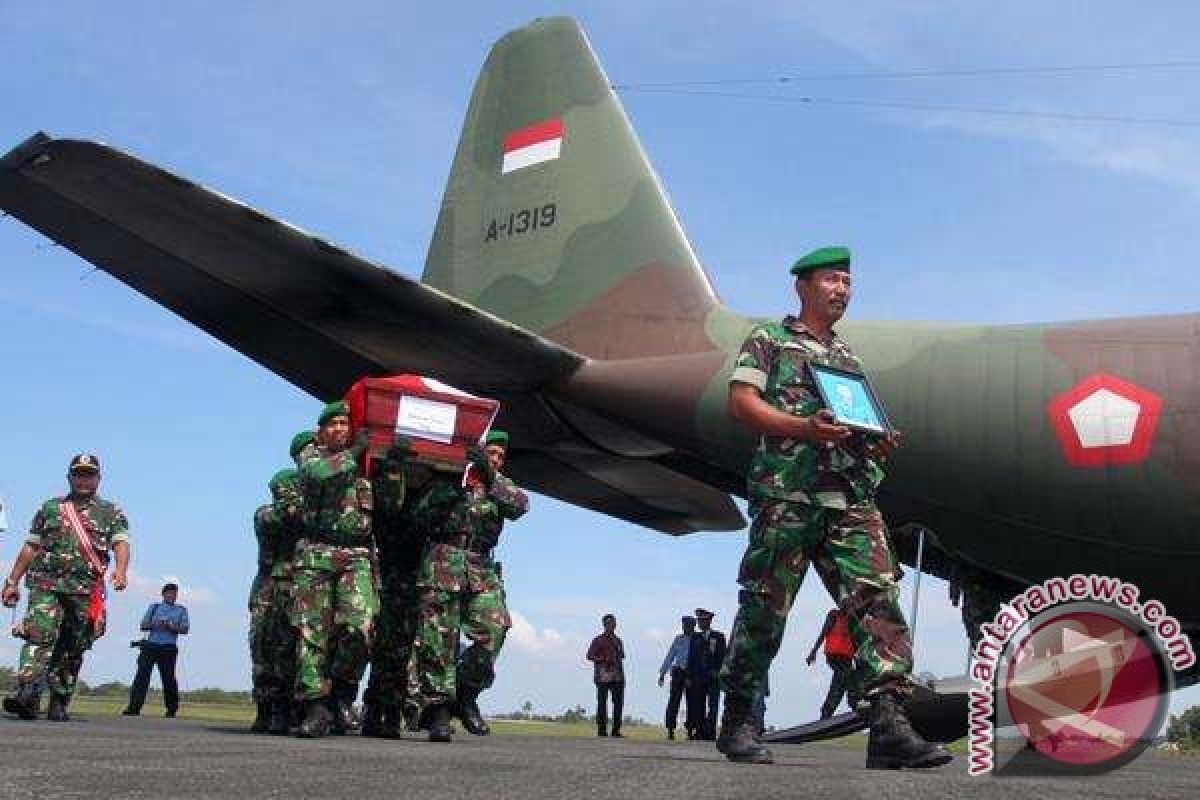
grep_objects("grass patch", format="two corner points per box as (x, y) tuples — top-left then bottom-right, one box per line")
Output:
(70, 696), (254, 722)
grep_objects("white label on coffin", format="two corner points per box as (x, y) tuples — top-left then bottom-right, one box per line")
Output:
(396, 395), (458, 444)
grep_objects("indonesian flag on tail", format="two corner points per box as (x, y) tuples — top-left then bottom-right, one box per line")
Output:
(502, 118), (564, 174)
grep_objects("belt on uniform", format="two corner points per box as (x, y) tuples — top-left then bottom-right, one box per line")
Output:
(301, 535), (372, 551)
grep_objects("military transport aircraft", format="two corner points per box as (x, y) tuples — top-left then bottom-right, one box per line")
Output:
(1, 17), (1196, 681)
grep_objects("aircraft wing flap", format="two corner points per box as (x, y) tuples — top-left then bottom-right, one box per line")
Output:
(508, 449), (745, 535)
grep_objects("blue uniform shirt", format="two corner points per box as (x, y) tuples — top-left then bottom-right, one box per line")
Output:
(142, 601), (189, 645)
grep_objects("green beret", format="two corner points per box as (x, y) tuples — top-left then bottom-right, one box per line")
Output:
(288, 431), (315, 459)
(317, 401), (349, 427)
(485, 430), (509, 447)
(269, 468), (298, 490)
(790, 245), (852, 277)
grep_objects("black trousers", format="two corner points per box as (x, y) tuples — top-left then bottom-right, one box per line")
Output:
(688, 675), (719, 738)
(664, 667), (695, 733)
(820, 655), (855, 718)
(595, 681), (624, 733)
(127, 643), (179, 712)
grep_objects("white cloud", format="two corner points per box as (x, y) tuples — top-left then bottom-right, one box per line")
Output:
(921, 113), (1200, 194)
(506, 610), (573, 658)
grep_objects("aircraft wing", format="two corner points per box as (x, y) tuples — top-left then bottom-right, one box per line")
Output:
(0, 133), (744, 535)
(0, 133), (578, 397)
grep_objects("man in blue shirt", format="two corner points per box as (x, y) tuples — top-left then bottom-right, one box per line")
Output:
(122, 583), (190, 717)
(657, 615), (696, 740)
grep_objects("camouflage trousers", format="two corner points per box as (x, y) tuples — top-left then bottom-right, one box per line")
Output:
(249, 573), (298, 703)
(16, 588), (96, 701)
(291, 542), (379, 700)
(412, 581), (510, 704)
(960, 581), (1006, 651)
(719, 499), (912, 709)
(364, 575), (419, 708)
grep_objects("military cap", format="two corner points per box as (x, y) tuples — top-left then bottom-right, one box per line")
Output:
(682, 615), (696, 624)
(162, 582), (178, 593)
(317, 400), (350, 427)
(68, 453), (101, 473)
(288, 431), (316, 459)
(790, 245), (851, 277)
(694, 608), (715, 619)
(269, 468), (298, 489)
(485, 430), (510, 447)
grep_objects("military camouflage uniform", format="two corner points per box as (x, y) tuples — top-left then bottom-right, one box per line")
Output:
(16, 497), (129, 704)
(720, 316), (912, 710)
(292, 445), (380, 700)
(249, 503), (277, 703)
(949, 568), (1007, 652)
(410, 471), (528, 706)
(362, 462), (417, 712)
(249, 470), (305, 705)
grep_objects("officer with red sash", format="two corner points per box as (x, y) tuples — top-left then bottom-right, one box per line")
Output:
(2, 454), (130, 721)
(806, 608), (861, 719)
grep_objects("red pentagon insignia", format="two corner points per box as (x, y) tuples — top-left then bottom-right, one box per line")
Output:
(1046, 373), (1163, 467)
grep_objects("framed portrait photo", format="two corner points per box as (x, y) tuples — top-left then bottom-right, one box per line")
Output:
(807, 363), (892, 437)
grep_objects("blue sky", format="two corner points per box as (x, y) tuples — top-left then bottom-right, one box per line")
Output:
(1, 1), (1198, 728)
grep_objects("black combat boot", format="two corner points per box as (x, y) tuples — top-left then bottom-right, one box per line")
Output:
(296, 698), (333, 738)
(268, 700), (291, 735)
(865, 690), (953, 770)
(3, 682), (40, 721)
(360, 701), (384, 737)
(327, 680), (359, 735)
(427, 703), (454, 743)
(46, 695), (70, 722)
(404, 701), (422, 733)
(455, 686), (490, 736)
(378, 704), (403, 738)
(715, 697), (773, 764)
(288, 700), (303, 736)
(250, 701), (271, 733)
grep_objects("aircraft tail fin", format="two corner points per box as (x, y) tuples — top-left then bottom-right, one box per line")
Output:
(422, 16), (720, 360)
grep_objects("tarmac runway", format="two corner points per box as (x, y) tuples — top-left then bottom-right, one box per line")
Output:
(1, 715), (1196, 799)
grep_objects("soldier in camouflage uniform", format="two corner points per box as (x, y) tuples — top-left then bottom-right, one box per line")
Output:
(409, 430), (528, 742)
(719, 247), (951, 770)
(2, 454), (130, 722)
(292, 402), (406, 737)
(949, 565), (1008, 653)
(249, 497), (278, 732)
(248, 465), (305, 734)
(360, 444), (419, 738)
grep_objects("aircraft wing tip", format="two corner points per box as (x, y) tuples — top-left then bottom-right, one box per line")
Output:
(1, 131), (54, 172)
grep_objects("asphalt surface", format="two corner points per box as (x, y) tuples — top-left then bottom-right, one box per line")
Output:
(1, 715), (1197, 799)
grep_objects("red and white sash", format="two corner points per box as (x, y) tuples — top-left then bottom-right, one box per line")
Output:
(60, 500), (107, 625)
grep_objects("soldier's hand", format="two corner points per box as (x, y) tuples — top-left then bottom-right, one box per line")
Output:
(385, 435), (412, 467)
(803, 410), (852, 443)
(867, 430), (903, 461)
(111, 572), (128, 591)
(467, 444), (496, 485)
(2, 584), (18, 607)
